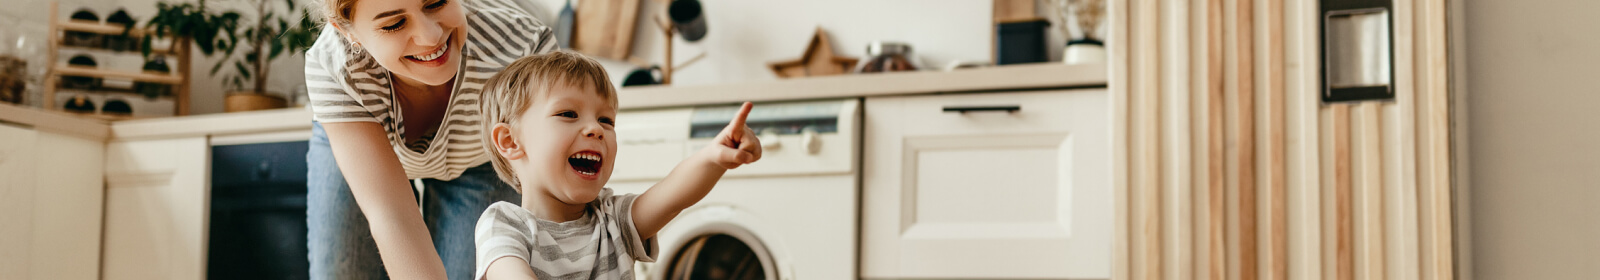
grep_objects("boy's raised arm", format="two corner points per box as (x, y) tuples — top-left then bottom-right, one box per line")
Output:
(630, 102), (763, 239)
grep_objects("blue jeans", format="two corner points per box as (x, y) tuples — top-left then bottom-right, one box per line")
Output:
(307, 122), (520, 280)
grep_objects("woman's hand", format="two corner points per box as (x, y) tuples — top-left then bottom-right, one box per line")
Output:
(708, 102), (762, 169)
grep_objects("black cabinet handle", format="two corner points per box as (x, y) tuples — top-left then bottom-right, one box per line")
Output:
(942, 105), (1021, 114)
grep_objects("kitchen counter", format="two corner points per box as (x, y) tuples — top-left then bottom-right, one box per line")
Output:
(0, 103), (110, 140)
(619, 62), (1107, 109)
(8, 63), (1106, 140)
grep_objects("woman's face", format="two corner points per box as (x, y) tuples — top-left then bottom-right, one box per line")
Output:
(341, 0), (467, 86)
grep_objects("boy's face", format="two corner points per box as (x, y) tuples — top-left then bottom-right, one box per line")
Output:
(514, 83), (618, 205)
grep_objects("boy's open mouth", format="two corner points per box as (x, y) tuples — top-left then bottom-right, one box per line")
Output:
(568, 151), (603, 176)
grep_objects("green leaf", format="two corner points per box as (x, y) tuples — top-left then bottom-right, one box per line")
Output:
(140, 37), (154, 58)
(235, 60), (252, 79)
(270, 41), (284, 59)
(209, 55), (227, 75)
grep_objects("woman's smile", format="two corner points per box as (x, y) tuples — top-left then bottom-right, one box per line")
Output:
(404, 32), (453, 67)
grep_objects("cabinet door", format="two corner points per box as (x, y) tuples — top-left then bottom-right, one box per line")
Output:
(102, 137), (210, 280)
(31, 131), (106, 280)
(0, 123), (38, 280)
(862, 89), (1111, 279)
(0, 125), (106, 280)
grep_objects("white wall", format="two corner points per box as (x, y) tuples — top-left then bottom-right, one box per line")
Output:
(9, 0), (1096, 114)
(1463, 0), (1600, 279)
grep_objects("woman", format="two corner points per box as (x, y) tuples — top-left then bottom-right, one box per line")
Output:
(302, 0), (554, 278)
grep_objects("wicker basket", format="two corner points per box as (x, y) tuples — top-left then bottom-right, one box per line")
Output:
(224, 92), (286, 112)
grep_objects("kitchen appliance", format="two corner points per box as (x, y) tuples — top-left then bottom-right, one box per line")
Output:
(208, 141), (311, 280)
(855, 41), (920, 73)
(608, 99), (861, 280)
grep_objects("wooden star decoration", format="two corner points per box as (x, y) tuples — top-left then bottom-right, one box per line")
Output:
(769, 28), (859, 78)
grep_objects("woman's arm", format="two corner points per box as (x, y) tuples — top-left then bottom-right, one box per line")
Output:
(322, 122), (447, 279)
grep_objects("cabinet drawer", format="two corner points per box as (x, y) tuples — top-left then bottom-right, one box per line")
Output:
(886, 90), (1090, 135)
(862, 89), (1111, 279)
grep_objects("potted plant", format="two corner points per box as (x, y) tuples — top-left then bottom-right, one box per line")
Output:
(136, 1), (239, 99)
(213, 0), (321, 112)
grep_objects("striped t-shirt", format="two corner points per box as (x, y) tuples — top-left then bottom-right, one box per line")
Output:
(474, 188), (658, 279)
(303, 0), (556, 180)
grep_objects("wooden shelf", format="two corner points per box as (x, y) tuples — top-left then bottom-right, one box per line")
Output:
(55, 65), (183, 84)
(58, 20), (143, 37)
(53, 84), (177, 99)
(45, 1), (191, 116)
(59, 44), (177, 56)
(617, 62), (1108, 109)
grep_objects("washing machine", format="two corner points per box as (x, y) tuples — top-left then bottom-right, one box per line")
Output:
(608, 99), (860, 280)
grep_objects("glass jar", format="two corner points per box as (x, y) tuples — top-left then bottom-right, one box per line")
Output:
(854, 41), (922, 73)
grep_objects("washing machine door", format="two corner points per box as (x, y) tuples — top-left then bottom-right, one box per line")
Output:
(646, 205), (793, 280)
(662, 234), (765, 280)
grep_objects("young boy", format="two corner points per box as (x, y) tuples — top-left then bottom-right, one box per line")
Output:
(471, 51), (761, 280)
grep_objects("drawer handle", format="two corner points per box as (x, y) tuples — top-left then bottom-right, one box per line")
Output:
(942, 105), (1021, 114)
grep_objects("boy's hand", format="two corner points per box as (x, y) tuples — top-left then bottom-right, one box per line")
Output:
(709, 102), (762, 169)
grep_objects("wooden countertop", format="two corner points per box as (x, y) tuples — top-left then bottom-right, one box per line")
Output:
(619, 63), (1107, 109)
(109, 107), (314, 140)
(0, 103), (111, 140)
(7, 63), (1106, 140)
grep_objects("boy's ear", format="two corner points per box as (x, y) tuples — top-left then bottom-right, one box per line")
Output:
(491, 123), (526, 160)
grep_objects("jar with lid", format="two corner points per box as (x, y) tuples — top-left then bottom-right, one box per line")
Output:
(854, 41), (922, 73)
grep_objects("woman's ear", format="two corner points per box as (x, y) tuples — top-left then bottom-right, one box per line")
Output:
(491, 123), (526, 160)
(328, 21), (361, 48)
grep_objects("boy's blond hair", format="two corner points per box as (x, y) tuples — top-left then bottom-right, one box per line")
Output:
(479, 51), (618, 192)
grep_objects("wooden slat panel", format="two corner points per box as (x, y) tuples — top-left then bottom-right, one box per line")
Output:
(1354, 103), (1385, 280)
(1261, 0), (1289, 278)
(1333, 104), (1353, 280)
(1134, 0), (1165, 278)
(1418, 0), (1455, 278)
(1206, 0), (1228, 278)
(1233, 0), (1259, 278)
(1288, 0), (1326, 278)
(1110, 0), (1131, 277)
(1388, 1), (1422, 279)
(1163, 0), (1196, 278)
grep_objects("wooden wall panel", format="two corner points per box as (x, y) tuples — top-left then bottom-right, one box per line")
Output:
(1110, 0), (1457, 279)
(1132, 0), (1164, 278)
(1205, 0), (1228, 279)
(1333, 104), (1354, 280)
(1417, 0), (1456, 279)
(1231, 0), (1261, 279)
(1262, 0), (1290, 278)
(1162, 0), (1197, 278)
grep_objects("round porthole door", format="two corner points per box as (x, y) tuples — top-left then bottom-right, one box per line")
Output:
(662, 234), (772, 280)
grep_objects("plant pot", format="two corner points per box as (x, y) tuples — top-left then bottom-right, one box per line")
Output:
(225, 92), (287, 112)
(1062, 39), (1106, 65)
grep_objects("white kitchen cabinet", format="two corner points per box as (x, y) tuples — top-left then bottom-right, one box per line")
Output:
(0, 122), (107, 280)
(101, 137), (210, 280)
(861, 89), (1112, 279)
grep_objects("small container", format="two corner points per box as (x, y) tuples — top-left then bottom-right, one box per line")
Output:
(855, 41), (921, 73)
(64, 9), (103, 48)
(61, 54), (100, 90)
(135, 56), (172, 99)
(996, 19), (1051, 65)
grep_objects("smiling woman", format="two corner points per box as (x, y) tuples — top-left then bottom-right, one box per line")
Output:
(301, 0), (556, 278)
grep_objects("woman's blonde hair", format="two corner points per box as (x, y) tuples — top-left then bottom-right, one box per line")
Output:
(479, 51), (618, 191)
(312, 0), (359, 25)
